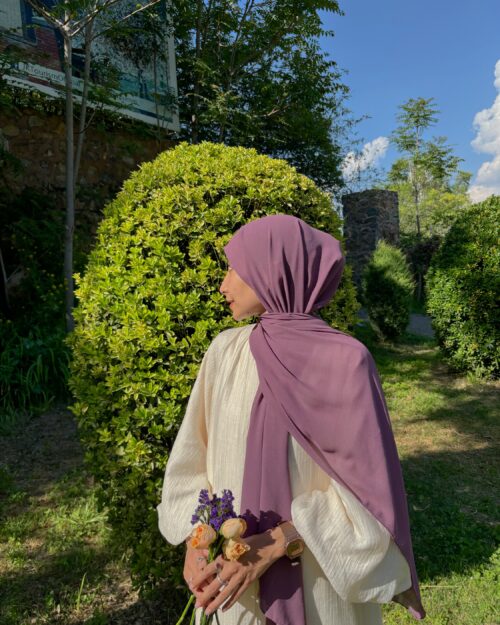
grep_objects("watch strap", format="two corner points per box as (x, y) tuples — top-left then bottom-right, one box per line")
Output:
(278, 521), (304, 559)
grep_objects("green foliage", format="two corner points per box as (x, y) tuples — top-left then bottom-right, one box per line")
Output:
(0, 322), (71, 430)
(425, 196), (499, 379)
(67, 141), (359, 592)
(387, 97), (471, 239)
(0, 187), (77, 424)
(361, 240), (415, 341)
(399, 232), (442, 305)
(168, 0), (351, 188)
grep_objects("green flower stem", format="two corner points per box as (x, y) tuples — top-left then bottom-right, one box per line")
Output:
(200, 610), (212, 625)
(211, 534), (225, 559)
(176, 594), (195, 625)
(189, 602), (197, 625)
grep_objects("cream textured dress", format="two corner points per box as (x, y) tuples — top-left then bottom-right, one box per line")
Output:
(157, 323), (412, 625)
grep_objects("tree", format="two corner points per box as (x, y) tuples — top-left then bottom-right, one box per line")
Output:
(388, 97), (470, 238)
(385, 97), (472, 302)
(161, 0), (352, 190)
(24, 0), (163, 334)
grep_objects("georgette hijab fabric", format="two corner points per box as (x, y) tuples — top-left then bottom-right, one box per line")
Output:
(223, 214), (425, 625)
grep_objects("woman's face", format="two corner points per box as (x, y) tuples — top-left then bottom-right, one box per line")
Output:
(219, 265), (266, 321)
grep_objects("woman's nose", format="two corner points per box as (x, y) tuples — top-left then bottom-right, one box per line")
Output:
(219, 271), (229, 293)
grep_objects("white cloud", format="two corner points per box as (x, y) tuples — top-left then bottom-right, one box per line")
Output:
(469, 60), (500, 202)
(341, 136), (389, 182)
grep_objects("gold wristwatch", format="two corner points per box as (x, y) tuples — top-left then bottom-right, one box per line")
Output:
(277, 521), (304, 559)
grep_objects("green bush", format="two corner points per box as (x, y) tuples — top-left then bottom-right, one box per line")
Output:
(0, 188), (75, 423)
(0, 322), (70, 430)
(361, 240), (415, 341)
(399, 231), (442, 305)
(425, 196), (499, 379)
(66, 141), (360, 593)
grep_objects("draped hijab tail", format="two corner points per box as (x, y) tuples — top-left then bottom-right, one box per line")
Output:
(225, 214), (426, 622)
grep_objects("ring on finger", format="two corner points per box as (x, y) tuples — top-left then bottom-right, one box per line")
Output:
(216, 571), (229, 589)
(197, 555), (207, 562)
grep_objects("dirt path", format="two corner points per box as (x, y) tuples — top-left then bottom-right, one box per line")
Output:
(0, 403), (84, 498)
(0, 404), (175, 624)
(358, 308), (435, 338)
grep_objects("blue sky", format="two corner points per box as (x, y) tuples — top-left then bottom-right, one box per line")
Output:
(318, 0), (500, 200)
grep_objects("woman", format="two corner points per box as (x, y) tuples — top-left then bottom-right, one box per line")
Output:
(157, 214), (426, 624)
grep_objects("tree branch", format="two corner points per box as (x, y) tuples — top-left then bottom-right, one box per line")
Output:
(70, 0), (126, 36)
(88, 0), (162, 42)
(24, 0), (67, 32)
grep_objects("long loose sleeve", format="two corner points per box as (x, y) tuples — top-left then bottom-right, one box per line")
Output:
(157, 341), (216, 545)
(290, 438), (412, 604)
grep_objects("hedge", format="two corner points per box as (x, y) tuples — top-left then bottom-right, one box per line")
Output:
(361, 239), (415, 341)
(426, 195), (499, 379)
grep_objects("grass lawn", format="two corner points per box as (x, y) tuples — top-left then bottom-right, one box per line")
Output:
(0, 326), (498, 625)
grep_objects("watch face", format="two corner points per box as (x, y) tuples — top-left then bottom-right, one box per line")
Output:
(287, 540), (303, 557)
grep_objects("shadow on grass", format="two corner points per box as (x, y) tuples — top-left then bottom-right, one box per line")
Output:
(401, 445), (498, 582)
(0, 402), (84, 501)
(356, 323), (498, 443)
(355, 323), (499, 582)
(404, 367), (498, 440)
(0, 544), (114, 623)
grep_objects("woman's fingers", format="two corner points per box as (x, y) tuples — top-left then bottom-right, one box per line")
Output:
(221, 578), (247, 612)
(196, 553), (208, 569)
(185, 548), (209, 590)
(191, 557), (222, 589)
(198, 571), (244, 615)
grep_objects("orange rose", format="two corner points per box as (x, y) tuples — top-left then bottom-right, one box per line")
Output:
(222, 538), (251, 561)
(220, 517), (247, 540)
(188, 523), (217, 549)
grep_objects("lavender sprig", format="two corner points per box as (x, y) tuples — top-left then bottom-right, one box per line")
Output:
(191, 488), (237, 529)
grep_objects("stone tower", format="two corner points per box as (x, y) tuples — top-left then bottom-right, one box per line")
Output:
(341, 190), (400, 294)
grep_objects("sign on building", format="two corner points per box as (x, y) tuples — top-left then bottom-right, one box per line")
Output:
(0, 0), (179, 131)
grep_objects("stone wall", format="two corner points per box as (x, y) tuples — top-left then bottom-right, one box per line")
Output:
(342, 190), (400, 293)
(0, 106), (176, 237)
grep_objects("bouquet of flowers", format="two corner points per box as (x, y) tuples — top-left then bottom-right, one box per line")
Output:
(176, 488), (251, 625)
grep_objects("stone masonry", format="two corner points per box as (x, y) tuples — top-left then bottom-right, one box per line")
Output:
(342, 190), (400, 293)
(0, 106), (175, 237)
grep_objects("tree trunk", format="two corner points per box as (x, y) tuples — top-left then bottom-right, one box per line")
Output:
(74, 21), (93, 184)
(191, 0), (203, 144)
(415, 209), (421, 238)
(416, 270), (422, 303)
(63, 29), (75, 334)
(0, 245), (10, 317)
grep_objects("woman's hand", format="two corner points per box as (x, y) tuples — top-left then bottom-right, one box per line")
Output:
(184, 543), (210, 603)
(190, 528), (286, 617)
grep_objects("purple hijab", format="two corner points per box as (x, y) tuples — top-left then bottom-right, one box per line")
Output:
(223, 214), (425, 625)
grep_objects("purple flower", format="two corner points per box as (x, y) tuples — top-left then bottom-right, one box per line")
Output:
(191, 488), (238, 531)
(198, 489), (210, 505)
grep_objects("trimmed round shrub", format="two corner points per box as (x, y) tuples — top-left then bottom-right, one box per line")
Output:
(361, 239), (415, 341)
(66, 141), (359, 593)
(425, 196), (499, 379)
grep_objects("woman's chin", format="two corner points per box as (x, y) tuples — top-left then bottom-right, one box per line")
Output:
(233, 309), (250, 322)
